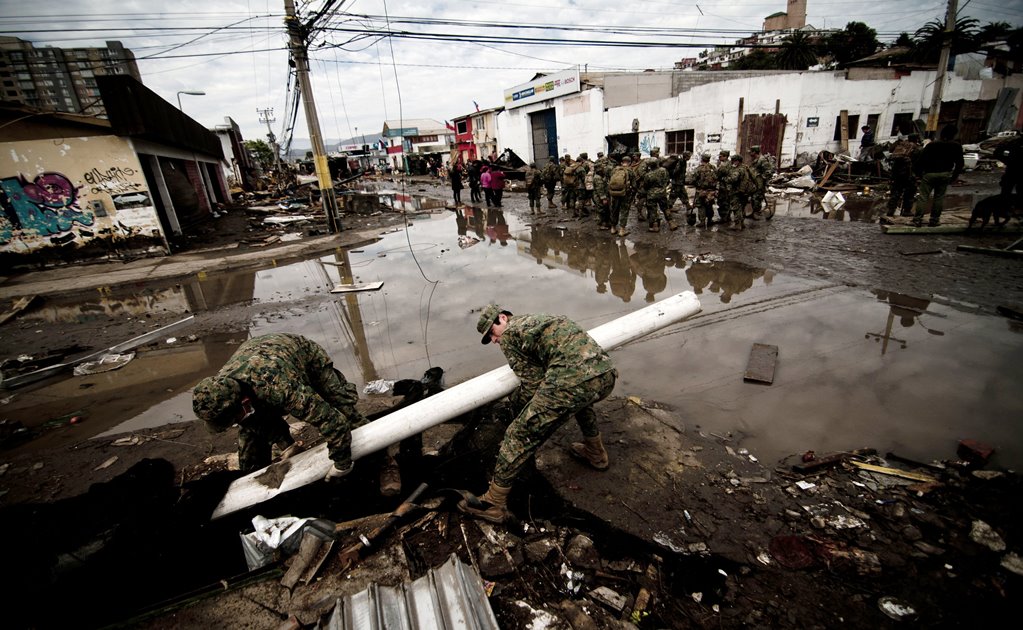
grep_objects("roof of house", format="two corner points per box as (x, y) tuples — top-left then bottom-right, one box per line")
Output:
(382, 118), (449, 135)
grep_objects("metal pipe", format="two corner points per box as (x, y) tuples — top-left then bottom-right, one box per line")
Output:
(211, 292), (702, 518)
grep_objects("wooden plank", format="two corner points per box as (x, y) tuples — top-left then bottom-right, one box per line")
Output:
(816, 161), (840, 189)
(329, 281), (384, 294)
(0, 295), (38, 327)
(956, 245), (1023, 258)
(743, 343), (778, 384)
(791, 449), (877, 474)
(839, 110), (849, 152)
(849, 460), (937, 483)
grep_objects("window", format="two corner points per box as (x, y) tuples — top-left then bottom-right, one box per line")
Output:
(665, 129), (695, 155)
(834, 114), (860, 141)
(456, 120), (467, 134)
(890, 113), (914, 136)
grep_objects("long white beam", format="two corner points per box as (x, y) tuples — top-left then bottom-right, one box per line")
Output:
(211, 291), (702, 519)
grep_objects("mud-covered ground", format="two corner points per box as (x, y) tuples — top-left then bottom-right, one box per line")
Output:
(1, 169), (1022, 628)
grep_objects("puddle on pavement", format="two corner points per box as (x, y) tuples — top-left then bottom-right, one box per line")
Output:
(770, 188), (978, 222)
(5, 204), (1021, 469)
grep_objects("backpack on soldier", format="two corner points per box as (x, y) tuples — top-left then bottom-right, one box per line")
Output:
(739, 166), (758, 195)
(609, 166), (628, 196)
(563, 163), (578, 186)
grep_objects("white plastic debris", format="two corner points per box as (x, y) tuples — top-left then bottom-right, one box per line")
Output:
(970, 520), (1006, 552)
(560, 563), (585, 595)
(240, 515), (310, 570)
(1001, 552), (1023, 576)
(796, 480), (817, 491)
(93, 456), (118, 471)
(73, 352), (136, 375)
(822, 191), (846, 208)
(691, 592), (703, 603)
(878, 596), (917, 621)
(363, 379), (396, 395)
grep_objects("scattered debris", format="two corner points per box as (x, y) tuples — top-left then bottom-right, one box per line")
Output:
(329, 281), (384, 294)
(363, 379), (396, 394)
(93, 456), (118, 471)
(73, 352), (136, 376)
(0, 295), (39, 327)
(969, 520), (1006, 552)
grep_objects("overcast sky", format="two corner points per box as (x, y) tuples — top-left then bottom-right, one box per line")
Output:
(3, 0), (1021, 148)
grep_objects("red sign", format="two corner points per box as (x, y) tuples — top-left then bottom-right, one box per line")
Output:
(386, 145), (404, 154)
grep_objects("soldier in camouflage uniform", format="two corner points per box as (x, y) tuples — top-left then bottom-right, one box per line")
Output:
(560, 155), (578, 214)
(592, 156), (612, 229)
(459, 304), (618, 524)
(725, 154), (757, 230)
(575, 153), (593, 217)
(525, 162), (543, 214)
(692, 153), (718, 228)
(716, 150), (733, 223)
(667, 150), (693, 219)
(542, 158), (562, 209)
(748, 146), (775, 220)
(642, 157), (676, 232)
(632, 150), (653, 222)
(608, 156), (636, 237)
(192, 333), (367, 480)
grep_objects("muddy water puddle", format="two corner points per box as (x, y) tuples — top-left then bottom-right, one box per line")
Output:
(6, 206), (1021, 468)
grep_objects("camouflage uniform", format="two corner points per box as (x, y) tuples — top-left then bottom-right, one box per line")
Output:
(560, 157), (579, 212)
(886, 137), (920, 217)
(525, 164), (543, 213)
(542, 159), (562, 208)
(608, 160), (636, 234)
(692, 155), (718, 226)
(192, 333), (364, 472)
(642, 160), (673, 231)
(667, 153), (692, 215)
(592, 161), (612, 228)
(575, 154), (593, 217)
(481, 309), (617, 486)
(716, 151), (733, 222)
(749, 149), (775, 218)
(725, 156), (757, 229)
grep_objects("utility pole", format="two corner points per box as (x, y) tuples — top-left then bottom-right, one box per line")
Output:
(257, 107), (283, 173)
(926, 0), (958, 137)
(284, 0), (341, 233)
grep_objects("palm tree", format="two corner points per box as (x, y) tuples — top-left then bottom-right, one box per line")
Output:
(776, 31), (819, 70)
(913, 16), (980, 62)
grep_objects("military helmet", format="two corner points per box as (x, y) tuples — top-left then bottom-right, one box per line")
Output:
(650, 147), (661, 157)
(578, 152), (589, 160)
(701, 152), (712, 161)
(476, 304), (502, 344)
(730, 154), (743, 162)
(719, 149), (730, 157)
(597, 151), (605, 158)
(193, 376), (242, 427)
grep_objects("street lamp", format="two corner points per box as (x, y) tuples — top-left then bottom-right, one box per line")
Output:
(176, 90), (206, 111)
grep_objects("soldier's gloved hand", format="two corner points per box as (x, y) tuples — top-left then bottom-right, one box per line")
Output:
(324, 461), (354, 481)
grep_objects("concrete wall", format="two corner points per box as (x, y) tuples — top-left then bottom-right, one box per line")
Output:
(1, 134), (167, 261)
(498, 88), (606, 163)
(606, 70), (1023, 166)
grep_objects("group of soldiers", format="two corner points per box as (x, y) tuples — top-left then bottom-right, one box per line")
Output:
(524, 145), (776, 236)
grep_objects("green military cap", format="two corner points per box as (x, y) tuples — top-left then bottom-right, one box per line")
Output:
(719, 149), (730, 157)
(192, 376), (242, 427)
(597, 151), (605, 158)
(622, 155), (632, 163)
(701, 152), (712, 161)
(578, 152), (588, 160)
(650, 147), (661, 156)
(730, 154), (743, 162)
(749, 145), (761, 153)
(476, 304), (502, 344)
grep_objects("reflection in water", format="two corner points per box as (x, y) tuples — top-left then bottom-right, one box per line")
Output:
(379, 190), (448, 212)
(866, 290), (942, 354)
(517, 224), (774, 305)
(686, 260), (773, 304)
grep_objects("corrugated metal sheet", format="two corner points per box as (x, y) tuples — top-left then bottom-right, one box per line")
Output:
(327, 554), (499, 630)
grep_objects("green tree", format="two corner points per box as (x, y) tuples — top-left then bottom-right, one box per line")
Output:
(894, 32), (913, 47)
(913, 16), (980, 62)
(730, 50), (778, 70)
(776, 31), (819, 70)
(826, 21), (880, 67)
(244, 139), (275, 168)
(978, 21), (1013, 43)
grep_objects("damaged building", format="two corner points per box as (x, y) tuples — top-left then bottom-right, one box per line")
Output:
(1, 75), (229, 266)
(497, 62), (1023, 168)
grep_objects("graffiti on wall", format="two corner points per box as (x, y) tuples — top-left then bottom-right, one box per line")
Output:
(639, 133), (656, 156)
(83, 166), (143, 196)
(0, 172), (94, 244)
